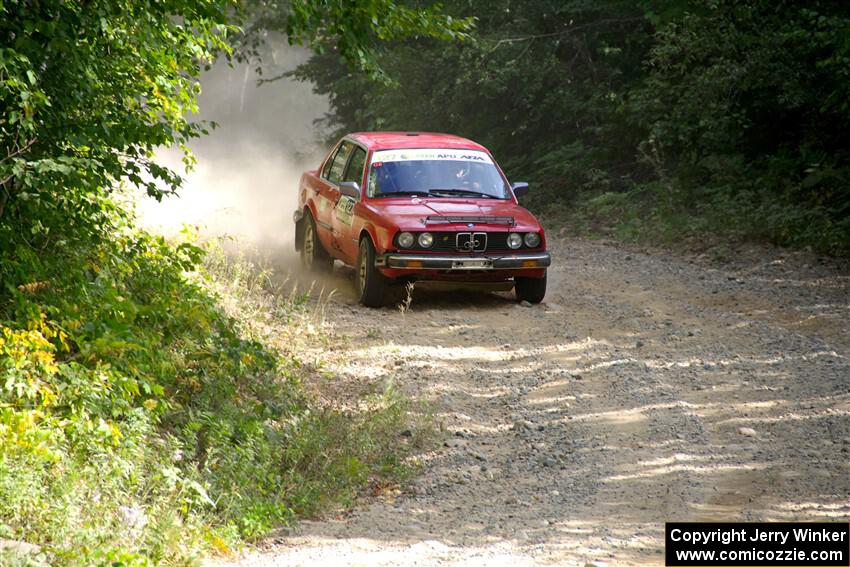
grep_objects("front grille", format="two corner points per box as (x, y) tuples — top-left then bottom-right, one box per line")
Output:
(430, 232), (511, 252)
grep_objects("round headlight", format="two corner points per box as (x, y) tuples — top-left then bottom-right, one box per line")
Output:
(507, 232), (523, 249)
(524, 232), (541, 248)
(418, 232), (434, 248)
(397, 232), (415, 248)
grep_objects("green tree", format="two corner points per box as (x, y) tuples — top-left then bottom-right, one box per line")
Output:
(293, 0), (850, 254)
(1, 1), (232, 261)
(244, 0), (474, 81)
(0, 0), (472, 261)
(0, 0), (476, 307)
(292, 0), (655, 200)
(633, 0), (850, 251)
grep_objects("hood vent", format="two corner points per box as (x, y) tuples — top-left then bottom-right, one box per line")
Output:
(424, 215), (515, 225)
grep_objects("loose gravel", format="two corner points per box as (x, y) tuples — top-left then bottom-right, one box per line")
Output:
(209, 237), (850, 566)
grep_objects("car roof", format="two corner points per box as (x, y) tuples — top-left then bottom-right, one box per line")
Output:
(347, 132), (489, 152)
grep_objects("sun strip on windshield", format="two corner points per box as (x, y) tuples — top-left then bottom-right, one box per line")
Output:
(370, 148), (494, 164)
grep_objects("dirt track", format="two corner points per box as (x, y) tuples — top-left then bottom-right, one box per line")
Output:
(212, 237), (850, 566)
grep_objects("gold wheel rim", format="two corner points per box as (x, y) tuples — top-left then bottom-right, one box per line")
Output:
(358, 250), (367, 295)
(303, 225), (314, 268)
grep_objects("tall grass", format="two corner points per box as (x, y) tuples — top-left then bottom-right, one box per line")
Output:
(0, 230), (431, 565)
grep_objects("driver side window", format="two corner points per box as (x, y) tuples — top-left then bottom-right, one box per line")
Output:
(324, 142), (353, 184)
(343, 147), (367, 186)
(320, 144), (340, 180)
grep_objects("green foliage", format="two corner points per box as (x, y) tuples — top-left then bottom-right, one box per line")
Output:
(242, 0), (474, 82)
(0, 207), (426, 563)
(1, 0), (468, 253)
(0, 0), (233, 221)
(286, 0), (474, 81)
(292, 0), (652, 178)
(294, 0), (850, 255)
(630, 0), (850, 253)
(2, 1), (448, 562)
(0, 211), (271, 562)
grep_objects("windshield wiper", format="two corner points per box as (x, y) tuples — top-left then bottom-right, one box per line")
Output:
(429, 188), (499, 199)
(377, 190), (432, 197)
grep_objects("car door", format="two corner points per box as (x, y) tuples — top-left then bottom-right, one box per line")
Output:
(312, 141), (353, 252)
(333, 143), (368, 264)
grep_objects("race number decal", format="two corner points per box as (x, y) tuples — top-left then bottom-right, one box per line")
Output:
(335, 195), (355, 226)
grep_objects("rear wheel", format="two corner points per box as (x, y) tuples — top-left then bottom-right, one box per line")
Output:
(356, 238), (387, 307)
(300, 212), (333, 272)
(515, 272), (547, 303)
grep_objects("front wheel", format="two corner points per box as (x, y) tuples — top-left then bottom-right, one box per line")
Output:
(515, 273), (547, 303)
(356, 238), (387, 307)
(300, 212), (333, 272)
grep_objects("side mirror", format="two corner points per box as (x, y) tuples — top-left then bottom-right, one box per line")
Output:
(511, 182), (529, 198)
(338, 181), (361, 199)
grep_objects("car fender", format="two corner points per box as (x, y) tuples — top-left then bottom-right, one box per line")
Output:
(358, 224), (381, 253)
(304, 200), (320, 224)
(295, 193), (323, 252)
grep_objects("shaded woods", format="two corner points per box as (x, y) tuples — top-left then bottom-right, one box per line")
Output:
(294, 0), (850, 255)
(0, 1), (463, 563)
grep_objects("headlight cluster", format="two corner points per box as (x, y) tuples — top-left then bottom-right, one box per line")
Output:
(397, 231), (434, 248)
(397, 231), (416, 248)
(524, 232), (541, 247)
(507, 233), (523, 249)
(508, 232), (542, 249)
(395, 231), (542, 249)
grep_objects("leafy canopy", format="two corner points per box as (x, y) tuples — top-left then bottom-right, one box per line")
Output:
(241, 0), (474, 82)
(0, 0), (472, 258)
(293, 0), (850, 254)
(1, 0), (232, 204)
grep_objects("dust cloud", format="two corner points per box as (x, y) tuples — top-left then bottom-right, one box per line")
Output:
(132, 43), (329, 257)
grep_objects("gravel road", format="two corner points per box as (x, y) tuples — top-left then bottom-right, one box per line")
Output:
(210, 237), (850, 566)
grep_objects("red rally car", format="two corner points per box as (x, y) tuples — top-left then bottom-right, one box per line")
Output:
(293, 132), (551, 307)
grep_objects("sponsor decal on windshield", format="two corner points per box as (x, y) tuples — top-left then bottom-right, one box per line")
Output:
(371, 149), (493, 165)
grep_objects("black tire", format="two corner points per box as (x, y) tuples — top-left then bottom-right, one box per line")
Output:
(515, 272), (547, 303)
(356, 237), (387, 307)
(300, 212), (333, 272)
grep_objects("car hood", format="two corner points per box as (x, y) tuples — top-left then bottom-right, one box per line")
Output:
(366, 198), (542, 231)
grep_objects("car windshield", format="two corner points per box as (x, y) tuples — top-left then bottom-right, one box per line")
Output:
(367, 149), (509, 199)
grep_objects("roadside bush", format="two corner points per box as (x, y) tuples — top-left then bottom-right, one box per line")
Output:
(0, 2), (452, 562)
(0, 192), (424, 564)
